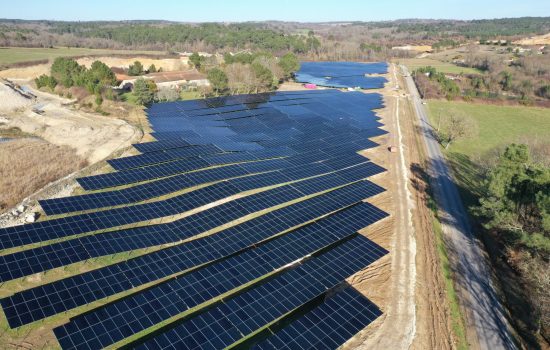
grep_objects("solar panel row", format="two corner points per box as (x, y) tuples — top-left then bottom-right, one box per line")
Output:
(1, 166), (374, 280)
(251, 287), (382, 350)
(1, 181), (386, 327)
(133, 235), (387, 350)
(53, 202), (386, 350)
(40, 140), (374, 215)
(0, 155), (381, 251)
(0, 88), (390, 350)
(295, 62), (388, 89)
(102, 90), (380, 178)
(108, 144), (223, 171)
(77, 131), (379, 191)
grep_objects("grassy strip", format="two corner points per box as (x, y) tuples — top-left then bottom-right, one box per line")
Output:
(403, 92), (469, 350)
(430, 209), (469, 350)
(0, 47), (166, 66)
(396, 58), (482, 75)
(427, 100), (550, 157)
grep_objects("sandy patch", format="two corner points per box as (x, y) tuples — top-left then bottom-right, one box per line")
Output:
(77, 56), (189, 71)
(0, 63), (50, 80)
(513, 32), (550, 45)
(2, 85), (137, 163)
(0, 83), (33, 112)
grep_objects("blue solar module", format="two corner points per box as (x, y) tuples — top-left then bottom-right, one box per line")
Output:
(133, 138), (191, 153)
(295, 62), (388, 89)
(0, 182), (387, 328)
(252, 288), (382, 350)
(77, 157), (211, 190)
(150, 130), (200, 141)
(53, 203), (385, 349)
(107, 144), (223, 171)
(0, 88), (392, 350)
(132, 235), (387, 350)
(40, 164), (250, 215)
(0, 181), (244, 251)
(1, 166), (378, 279)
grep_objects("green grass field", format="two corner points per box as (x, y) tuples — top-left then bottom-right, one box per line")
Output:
(397, 58), (482, 75)
(427, 100), (550, 204)
(0, 47), (165, 67)
(427, 101), (550, 156)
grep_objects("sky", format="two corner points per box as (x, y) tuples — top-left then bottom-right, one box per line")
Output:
(2, 0), (550, 22)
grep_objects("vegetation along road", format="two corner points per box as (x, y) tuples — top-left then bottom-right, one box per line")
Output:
(401, 65), (517, 350)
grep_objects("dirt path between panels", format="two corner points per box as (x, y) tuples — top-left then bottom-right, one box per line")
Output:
(343, 63), (453, 350)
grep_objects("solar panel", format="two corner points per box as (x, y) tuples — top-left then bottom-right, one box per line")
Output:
(77, 157), (211, 190)
(3, 176), (328, 280)
(132, 235), (387, 350)
(295, 62), (388, 89)
(53, 203), (386, 349)
(133, 138), (191, 153)
(150, 130), (200, 141)
(0, 182), (242, 251)
(251, 288), (382, 350)
(40, 148), (372, 217)
(40, 164), (250, 215)
(108, 144), (223, 171)
(1, 182), (386, 328)
(0, 89), (392, 350)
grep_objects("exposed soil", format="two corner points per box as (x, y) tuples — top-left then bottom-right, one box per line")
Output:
(76, 56), (189, 71)
(0, 83), (33, 112)
(513, 32), (550, 45)
(0, 56), (188, 81)
(0, 79), (142, 229)
(342, 64), (453, 350)
(1, 83), (137, 163)
(0, 64), (50, 80)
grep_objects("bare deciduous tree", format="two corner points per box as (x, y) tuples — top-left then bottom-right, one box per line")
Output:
(437, 112), (478, 149)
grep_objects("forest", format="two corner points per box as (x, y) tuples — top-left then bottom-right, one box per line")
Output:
(1, 17), (549, 60)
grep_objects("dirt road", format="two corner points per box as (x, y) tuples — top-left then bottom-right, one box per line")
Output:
(401, 65), (517, 350)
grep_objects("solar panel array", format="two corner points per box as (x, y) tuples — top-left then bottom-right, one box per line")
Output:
(295, 61), (389, 89)
(133, 235), (385, 350)
(0, 88), (391, 349)
(252, 287), (382, 350)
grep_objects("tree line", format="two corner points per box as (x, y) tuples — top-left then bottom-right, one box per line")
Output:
(2, 18), (549, 61)
(201, 52), (300, 96)
(48, 22), (315, 54)
(414, 66), (460, 100)
(473, 144), (549, 340)
(35, 57), (116, 95)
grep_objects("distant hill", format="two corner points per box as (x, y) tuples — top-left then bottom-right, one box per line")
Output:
(0, 17), (549, 57)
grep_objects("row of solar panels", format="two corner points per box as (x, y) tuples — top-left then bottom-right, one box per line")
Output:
(0, 89), (389, 349)
(2, 179), (386, 327)
(0, 163), (385, 282)
(295, 61), (389, 89)
(77, 132), (382, 191)
(0, 146), (383, 251)
(144, 89), (383, 116)
(50, 199), (387, 349)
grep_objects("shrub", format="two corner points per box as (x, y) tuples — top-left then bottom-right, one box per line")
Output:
(35, 74), (57, 90)
(133, 78), (156, 105)
(128, 61), (144, 76)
